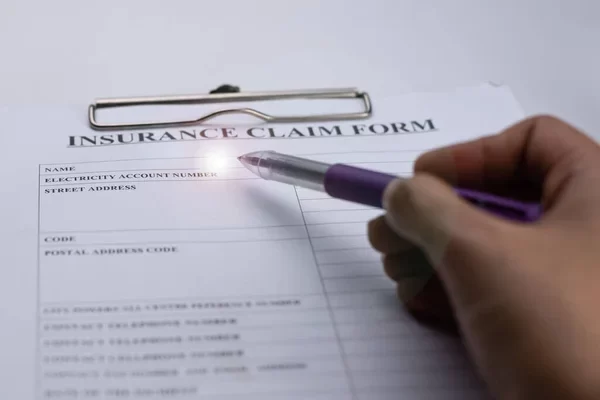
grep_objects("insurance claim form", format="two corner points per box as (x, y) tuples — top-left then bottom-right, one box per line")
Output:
(0, 84), (524, 400)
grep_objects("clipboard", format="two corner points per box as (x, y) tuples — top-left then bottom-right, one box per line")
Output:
(88, 88), (372, 131)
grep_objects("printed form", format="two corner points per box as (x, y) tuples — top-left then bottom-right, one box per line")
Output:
(1, 84), (524, 399)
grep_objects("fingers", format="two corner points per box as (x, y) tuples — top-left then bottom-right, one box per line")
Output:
(369, 116), (600, 332)
(382, 175), (503, 264)
(415, 116), (600, 206)
(384, 249), (433, 303)
(368, 215), (412, 254)
(382, 248), (433, 281)
(369, 210), (455, 326)
(382, 248), (456, 329)
(382, 174), (518, 314)
(369, 216), (435, 303)
(403, 276), (457, 332)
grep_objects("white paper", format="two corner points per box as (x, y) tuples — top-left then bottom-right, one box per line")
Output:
(0, 84), (523, 399)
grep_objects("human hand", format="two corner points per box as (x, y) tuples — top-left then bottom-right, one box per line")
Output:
(368, 116), (600, 399)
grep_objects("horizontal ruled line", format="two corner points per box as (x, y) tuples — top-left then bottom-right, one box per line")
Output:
(306, 221), (376, 226)
(315, 247), (372, 253)
(41, 177), (259, 187)
(40, 224), (305, 235)
(40, 166), (247, 176)
(40, 237), (309, 247)
(299, 197), (340, 201)
(39, 308), (330, 322)
(40, 292), (325, 306)
(41, 160), (413, 177)
(302, 208), (372, 214)
(309, 233), (367, 239)
(322, 274), (385, 280)
(297, 197), (330, 201)
(319, 261), (382, 266)
(40, 302), (409, 323)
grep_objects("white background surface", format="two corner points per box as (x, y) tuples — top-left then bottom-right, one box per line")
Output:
(1, 0), (599, 138)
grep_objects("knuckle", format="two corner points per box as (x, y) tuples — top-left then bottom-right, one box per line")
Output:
(529, 114), (577, 136)
(529, 114), (564, 126)
(503, 114), (571, 141)
(528, 115), (597, 155)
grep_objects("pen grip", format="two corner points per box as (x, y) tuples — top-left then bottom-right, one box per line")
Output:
(323, 164), (541, 223)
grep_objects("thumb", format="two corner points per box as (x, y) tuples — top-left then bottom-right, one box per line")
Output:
(382, 174), (513, 310)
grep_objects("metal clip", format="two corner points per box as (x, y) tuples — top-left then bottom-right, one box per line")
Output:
(88, 88), (372, 131)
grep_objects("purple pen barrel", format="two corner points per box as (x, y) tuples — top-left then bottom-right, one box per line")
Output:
(238, 151), (542, 223)
(324, 164), (395, 208)
(324, 164), (542, 223)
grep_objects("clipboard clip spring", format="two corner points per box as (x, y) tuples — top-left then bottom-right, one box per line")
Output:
(88, 88), (372, 131)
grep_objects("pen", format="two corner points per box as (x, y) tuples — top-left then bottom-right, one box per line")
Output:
(238, 151), (542, 223)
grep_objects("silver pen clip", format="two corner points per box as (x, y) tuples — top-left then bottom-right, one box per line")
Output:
(88, 88), (372, 131)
